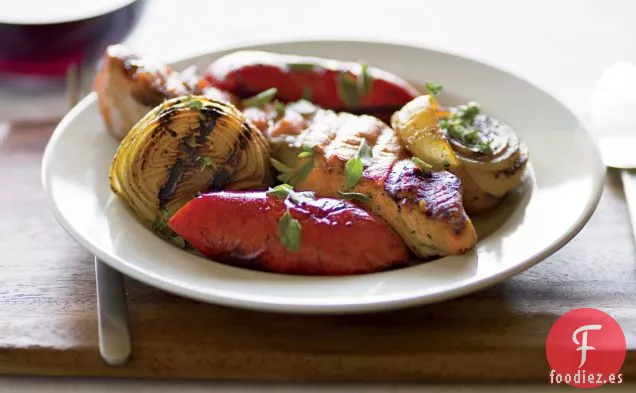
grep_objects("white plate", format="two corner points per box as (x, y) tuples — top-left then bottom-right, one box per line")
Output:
(41, 40), (605, 314)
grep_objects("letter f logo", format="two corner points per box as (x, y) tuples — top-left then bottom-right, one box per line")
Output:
(572, 324), (602, 368)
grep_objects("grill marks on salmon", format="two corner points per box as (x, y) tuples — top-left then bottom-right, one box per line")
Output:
(249, 106), (478, 258)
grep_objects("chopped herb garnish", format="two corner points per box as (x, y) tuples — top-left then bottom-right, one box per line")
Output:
(187, 100), (203, 110)
(241, 87), (278, 108)
(337, 72), (360, 107)
(169, 235), (186, 249)
(277, 210), (302, 251)
(274, 100), (286, 116)
(266, 183), (294, 199)
(425, 82), (443, 96)
(337, 189), (371, 203)
(343, 157), (363, 191)
(197, 156), (214, 171)
(270, 155), (314, 187)
(151, 209), (170, 233)
(287, 99), (317, 116)
(357, 139), (373, 167)
(478, 140), (493, 155)
(358, 62), (373, 96)
(459, 101), (481, 125)
(342, 139), (373, 191)
(411, 157), (433, 170)
(288, 62), (316, 72)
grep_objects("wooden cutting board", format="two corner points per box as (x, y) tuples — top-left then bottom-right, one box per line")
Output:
(0, 122), (634, 382)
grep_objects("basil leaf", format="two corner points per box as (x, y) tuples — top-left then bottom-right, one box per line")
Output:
(267, 184), (293, 199)
(277, 211), (302, 251)
(425, 82), (443, 96)
(411, 157), (433, 170)
(337, 189), (371, 203)
(187, 100), (203, 110)
(241, 87), (278, 108)
(288, 62), (316, 72)
(337, 72), (360, 107)
(358, 139), (373, 167)
(343, 156), (363, 191)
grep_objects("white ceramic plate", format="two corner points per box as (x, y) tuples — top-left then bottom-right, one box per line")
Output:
(42, 40), (605, 314)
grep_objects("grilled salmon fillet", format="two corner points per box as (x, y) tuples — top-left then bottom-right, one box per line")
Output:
(245, 105), (478, 258)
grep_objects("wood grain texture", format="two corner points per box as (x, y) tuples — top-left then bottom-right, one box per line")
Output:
(0, 122), (634, 382)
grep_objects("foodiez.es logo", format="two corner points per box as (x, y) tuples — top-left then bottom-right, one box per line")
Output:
(546, 308), (626, 388)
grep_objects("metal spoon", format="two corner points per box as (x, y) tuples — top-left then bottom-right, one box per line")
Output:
(589, 61), (636, 242)
(67, 64), (132, 366)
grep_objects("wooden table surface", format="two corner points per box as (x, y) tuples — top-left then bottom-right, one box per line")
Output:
(2, 0), (636, 389)
(0, 120), (634, 383)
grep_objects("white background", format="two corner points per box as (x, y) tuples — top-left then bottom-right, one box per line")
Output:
(2, 0), (635, 391)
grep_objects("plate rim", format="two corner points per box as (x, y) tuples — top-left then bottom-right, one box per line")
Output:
(41, 38), (606, 314)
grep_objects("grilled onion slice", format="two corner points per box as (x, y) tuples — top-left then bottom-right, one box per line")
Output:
(109, 96), (272, 225)
(392, 95), (528, 213)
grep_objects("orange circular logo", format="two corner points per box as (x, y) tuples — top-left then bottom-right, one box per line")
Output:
(546, 308), (626, 388)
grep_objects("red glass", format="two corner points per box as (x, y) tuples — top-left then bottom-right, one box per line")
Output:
(0, 0), (146, 79)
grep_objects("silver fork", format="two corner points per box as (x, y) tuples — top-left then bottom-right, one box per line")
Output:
(67, 63), (132, 366)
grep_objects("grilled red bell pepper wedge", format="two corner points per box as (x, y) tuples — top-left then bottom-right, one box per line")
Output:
(204, 51), (421, 123)
(168, 191), (409, 275)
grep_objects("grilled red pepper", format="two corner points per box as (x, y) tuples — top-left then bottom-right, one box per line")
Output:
(168, 190), (409, 275)
(204, 51), (421, 122)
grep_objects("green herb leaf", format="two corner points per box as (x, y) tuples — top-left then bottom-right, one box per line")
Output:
(358, 62), (373, 96)
(187, 100), (203, 110)
(293, 156), (314, 185)
(288, 62), (316, 72)
(337, 72), (360, 107)
(151, 209), (170, 233)
(274, 100), (286, 116)
(266, 183), (293, 199)
(459, 101), (481, 125)
(270, 158), (294, 173)
(297, 144), (315, 158)
(197, 156), (214, 172)
(478, 140), (493, 155)
(337, 189), (371, 203)
(343, 156), (363, 191)
(297, 151), (313, 158)
(425, 82), (443, 96)
(411, 157), (433, 170)
(241, 87), (278, 108)
(277, 211), (302, 251)
(301, 87), (313, 101)
(169, 235), (186, 249)
(357, 139), (374, 167)
(287, 99), (317, 116)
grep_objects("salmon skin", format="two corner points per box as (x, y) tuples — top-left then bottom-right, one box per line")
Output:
(168, 191), (409, 275)
(204, 50), (421, 123)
